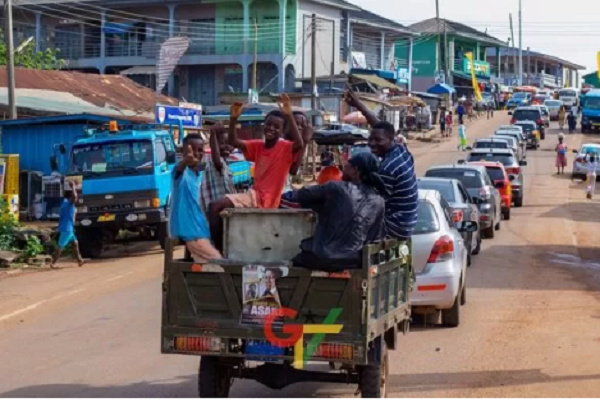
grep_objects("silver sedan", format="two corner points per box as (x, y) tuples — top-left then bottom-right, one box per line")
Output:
(544, 99), (563, 121)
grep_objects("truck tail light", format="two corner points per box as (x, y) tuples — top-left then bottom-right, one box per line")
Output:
(452, 210), (463, 223)
(510, 118), (516, 124)
(427, 235), (454, 264)
(152, 198), (160, 208)
(536, 119), (544, 125)
(174, 336), (221, 353)
(312, 343), (354, 360)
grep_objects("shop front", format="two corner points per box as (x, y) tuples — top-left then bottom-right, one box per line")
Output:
(450, 58), (491, 98)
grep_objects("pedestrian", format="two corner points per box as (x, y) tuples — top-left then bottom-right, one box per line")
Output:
(439, 109), (446, 136)
(170, 134), (222, 263)
(457, 124), (468, 151)
(445, 111), (454, 137)
(558, 105), (566, 130)
(567, 112), (576, 134)
(586, 154), (597, 199)
(199, 124), (236, 216)
(555, 133), (568, 175)
(51, 183), (84, 269)
(457, 103), (465, 125)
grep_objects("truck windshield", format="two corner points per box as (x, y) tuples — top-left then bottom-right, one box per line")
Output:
(513, 93), (528, 99)
(559, 90), (577, 97)
(584, 97), (600, 111)
(69, 140), (154, 177)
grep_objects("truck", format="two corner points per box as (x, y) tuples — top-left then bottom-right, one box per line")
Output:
(161, 209), (412, 398)
(581, 90), (600, 134)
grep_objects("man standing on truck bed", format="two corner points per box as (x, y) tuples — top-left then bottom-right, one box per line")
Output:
(51, 182), (84, 269)
(344, 89), (419, 240)
(209, 95), (304, 250)
(170, 134), (222, 263)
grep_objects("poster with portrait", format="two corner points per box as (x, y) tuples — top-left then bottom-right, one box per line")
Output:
(241, 265), (289, 326)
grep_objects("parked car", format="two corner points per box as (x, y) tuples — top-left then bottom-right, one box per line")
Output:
(417, 177), (482, 265)
(495, 127), (527, 157)
(467, 161), (513, 220)
(513, 120), (540, 150)
(425, 164), (501, 239)
(507, 92), (532, 109)
(535, 105), (551, 127)
(410, 189), (477, 327)
(533, 94), (548, 105)
(472, 137), (510, 151)
(491, 135), (525, 162)
(544, 99), (563, 121)
(464, 148), (527, 207)
(510, 106), (546, 139)
(480, 92), (496, 109)
(571, 143), (600, 180)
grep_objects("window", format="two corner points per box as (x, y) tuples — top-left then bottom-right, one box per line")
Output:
(513, 109), (541, 121)
(475, 141), (509, 149)
(69, 140), (154, 177)
(458, 183), (470, 203)
(485, 167), (506, 181)
(467, 153), (516, 166)
(414, 201), (440, 234)
(155, 140), (167, 164)
(439, 197), (454, 226)
(425, 169), (484, 189)
(418, 181), (456, 203)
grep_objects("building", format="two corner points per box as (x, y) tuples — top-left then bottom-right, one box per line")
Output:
(12, 0), (414, 107)
(487, 48), (585, 89)
(404, 18), (506, 94)
(582, 71), (598, 89)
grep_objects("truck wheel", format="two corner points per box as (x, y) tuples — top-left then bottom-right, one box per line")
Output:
(442, 294), (460, 327)
(77, 230), (103, 259)
(157, 222), (168, 250)
(198, 357), (231, 398)
(359, 344), (388, 398)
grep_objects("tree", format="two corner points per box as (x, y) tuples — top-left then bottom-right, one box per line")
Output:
(0, 29), (64, 70)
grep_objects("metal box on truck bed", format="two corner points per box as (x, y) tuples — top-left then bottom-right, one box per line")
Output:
(161, 209), (412, 397)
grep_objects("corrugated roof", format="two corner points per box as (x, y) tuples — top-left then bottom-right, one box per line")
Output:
(348, 9), (414, 35)
(351, 74), (402, 91)
(410, 18), (505, 46)
(487, 48), (586, 70)
(0, 67), (177, 121)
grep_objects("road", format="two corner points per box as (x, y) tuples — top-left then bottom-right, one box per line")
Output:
(2, 111), (600, 397)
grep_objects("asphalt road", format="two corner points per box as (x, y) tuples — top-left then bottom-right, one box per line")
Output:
(2, 112), (600, 397)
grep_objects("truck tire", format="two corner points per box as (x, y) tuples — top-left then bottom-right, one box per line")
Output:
(442, 294), (460, 327)
(157, 222), (168, 250)
(359, 344), (388, 398)
(198, 357), (231, 398)
(77, 230), (103, 259)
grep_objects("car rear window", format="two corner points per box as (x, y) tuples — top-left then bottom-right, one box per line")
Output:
(485, 167), (505, 181)
(425, 169), (484, 189)
(414, 201), (440, 235)
(581, 146), (600, 156)
(418, 181), (455, 203)
(495, 136), (517, 147)
(475, 141), (509, 149)
(545, 101), (561, 107)
(515, 123), (535, 133)
(467, 153), (516, 166)
(514, 110), (541, 121)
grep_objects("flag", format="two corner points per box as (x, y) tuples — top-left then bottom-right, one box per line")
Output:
(465, 52), (483, 102)
(156, 36), (190, 94)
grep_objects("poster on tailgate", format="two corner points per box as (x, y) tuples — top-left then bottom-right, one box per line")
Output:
(64, 176), (83, 191)
(241, 265), (289, 326)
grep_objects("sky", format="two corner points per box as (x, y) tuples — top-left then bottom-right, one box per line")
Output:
(349, 0), (599, 74)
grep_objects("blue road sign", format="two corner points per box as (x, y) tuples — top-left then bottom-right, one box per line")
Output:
(155, 105), (202, 128)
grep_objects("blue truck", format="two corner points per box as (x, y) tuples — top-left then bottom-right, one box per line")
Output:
(581, 90), (600, 134)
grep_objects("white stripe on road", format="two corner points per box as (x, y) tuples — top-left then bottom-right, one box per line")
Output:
(0, 288), (85, 322)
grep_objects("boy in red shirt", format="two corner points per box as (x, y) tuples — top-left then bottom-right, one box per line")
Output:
(209, 94), (304, 249)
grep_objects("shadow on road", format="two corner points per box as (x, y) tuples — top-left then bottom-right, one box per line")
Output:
(540, 202), (600, 223)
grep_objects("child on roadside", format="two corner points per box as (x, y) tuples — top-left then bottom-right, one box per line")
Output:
(445, 111), (454, 137)
(170, 134), (222, 264)
(457, 123), (468, 151)
(586, 154), (597, 199)
(51, 183), (84, 269)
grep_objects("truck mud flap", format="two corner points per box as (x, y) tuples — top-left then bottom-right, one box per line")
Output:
(240, 363), (358, 389)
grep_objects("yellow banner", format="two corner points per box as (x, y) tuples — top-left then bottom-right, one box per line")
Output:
(597, 51), (600, 84)
(466, 52), (483, 102)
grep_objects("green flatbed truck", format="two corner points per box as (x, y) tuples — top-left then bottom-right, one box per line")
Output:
(161, 209), (412, 398)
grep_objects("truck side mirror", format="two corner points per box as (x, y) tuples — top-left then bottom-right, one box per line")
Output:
(166, 151), (177, 164)
(50, 156), (59, 172)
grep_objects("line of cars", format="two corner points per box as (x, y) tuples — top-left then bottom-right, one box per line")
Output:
(411, 122), (529, 328)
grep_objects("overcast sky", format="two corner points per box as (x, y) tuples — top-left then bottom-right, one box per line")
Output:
(349, 0), (599, 74)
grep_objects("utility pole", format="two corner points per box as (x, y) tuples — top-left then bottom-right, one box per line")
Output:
(4, 0), (17, 119)
(509, 14), (517, 83)
(518, 0), (523, 86)
(310, 14), (317, 112)
(527, 46), (531, 85)
(252, 18), (258, 92)
(443, 21), (447, 78)
(435, 0), (440, 74)
(330, 20), (335, 91)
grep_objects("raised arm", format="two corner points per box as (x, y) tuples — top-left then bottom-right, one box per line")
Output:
(344, 88), (380, 127)
(209, 123), (225, 172)
(228, 102), (246, 152)
(289, 119), (313, 175)
(279, 94), (304, 153)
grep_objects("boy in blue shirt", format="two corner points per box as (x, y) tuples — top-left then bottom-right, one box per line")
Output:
(51, 182), (84, 268)
(170, 134), (222, 263)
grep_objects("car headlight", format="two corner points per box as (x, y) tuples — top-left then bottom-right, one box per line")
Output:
(77, 206), (88, 213)
(134, 200), (151, 209)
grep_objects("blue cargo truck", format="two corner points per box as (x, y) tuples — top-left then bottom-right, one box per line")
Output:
(581, 90), (600, 134)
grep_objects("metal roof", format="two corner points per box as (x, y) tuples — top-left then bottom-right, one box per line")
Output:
(348, 9), (415, 36)
(0, 114), (130, 127)
(487, 48), (585, 70)
(410, 18), (505, 47)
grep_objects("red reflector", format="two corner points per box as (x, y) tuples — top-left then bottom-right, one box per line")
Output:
(328, 271), (351, 278)
(427, 235), (454, 264)
(417, 284), (447, 291)
(506, 167), (520, 175)
(174, 336), (221, 352)
(191, 264), (203, 272)
(480, 215), (490, 221)
(313, 343), (354, 360)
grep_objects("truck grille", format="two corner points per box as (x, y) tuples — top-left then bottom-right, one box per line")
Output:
(80, 190), (156, 212)
(89, 203), (134, 213)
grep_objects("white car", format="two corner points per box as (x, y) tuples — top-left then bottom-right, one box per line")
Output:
(572, 143), (600, 180)
(410, 189), (478, 327)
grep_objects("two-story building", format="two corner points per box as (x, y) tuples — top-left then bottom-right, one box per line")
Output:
(402, 18), (506, 95)
(487, 48), (585, 89)
(12, 0), (414, 107)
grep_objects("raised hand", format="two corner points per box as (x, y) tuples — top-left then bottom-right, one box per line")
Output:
(344, 89), (361, 108)
(230, 102), (245, 120)
(278, 93), (293, 116)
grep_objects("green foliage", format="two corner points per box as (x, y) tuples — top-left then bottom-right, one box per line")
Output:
(0, 197), (18, 252)
(23, 236), (44, 259)
(0, 29), (65, 70)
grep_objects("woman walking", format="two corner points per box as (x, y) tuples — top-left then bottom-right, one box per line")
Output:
(558, 106), (566, 131)
(445, 111), (454, 137)
(457, 124), (468, 151)
(555, 133), (568, 175)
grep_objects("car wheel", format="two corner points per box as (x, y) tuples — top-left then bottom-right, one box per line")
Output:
(442, 294), (460, 327)
(483, 225), (495, 239)
(460, 280), (467, 306)
(495, 216), (501, 231)
(514, 197), (523, 207)
(472, 235), (482, 255)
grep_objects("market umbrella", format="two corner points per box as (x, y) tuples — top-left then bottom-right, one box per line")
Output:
(343, 111), (367, 125)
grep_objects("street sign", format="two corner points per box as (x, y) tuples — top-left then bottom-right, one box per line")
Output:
(397, 67), (410, 85)
(248, 89), (259, 104)
(155, 105), (202, 128)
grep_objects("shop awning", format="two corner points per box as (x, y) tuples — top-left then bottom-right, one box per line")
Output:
(351, 74), (402, 91)
(120, 66), (156, 76)
(452, 71), (490, 83)
(427, 83), (456, 95)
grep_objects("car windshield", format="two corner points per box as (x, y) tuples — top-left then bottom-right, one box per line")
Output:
(418, 181), (455, 203)
(513, 93), (528, 99)
(425, 169), (483, 189)
(69, 140), (154, 177)
(584, 97), (600, 111)
(545, 100), (561, 107)
(414, 201), (440, 235)
(475, 141), (508, 149)
(581, 146), (600, 155)
(514, 110), (541, 121)
(485, 167), (506, 181)
(467, 153), (516, 166)
(559, 90), (577, 97)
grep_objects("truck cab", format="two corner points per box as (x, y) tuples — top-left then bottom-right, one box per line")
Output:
(581, 90), (600, 134)
(64, 123), (177, 258)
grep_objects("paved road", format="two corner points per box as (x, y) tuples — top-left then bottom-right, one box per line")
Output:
(2, 112), (600, 397)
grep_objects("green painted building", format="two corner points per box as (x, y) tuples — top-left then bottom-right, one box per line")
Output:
(584, 71), (599, 88)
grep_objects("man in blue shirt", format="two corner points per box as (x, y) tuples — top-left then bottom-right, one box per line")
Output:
(344, 89), (418, 240)
(51, 183), (84, 268)
(170, 134), (222, 263)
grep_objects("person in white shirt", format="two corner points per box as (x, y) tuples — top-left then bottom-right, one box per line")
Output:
(586, 154), (597, 199)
